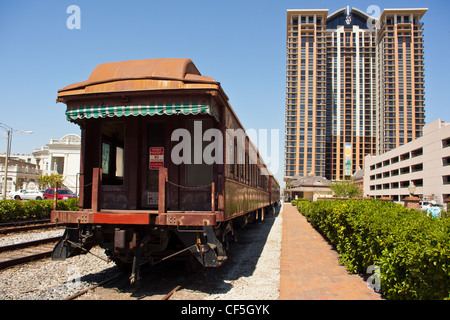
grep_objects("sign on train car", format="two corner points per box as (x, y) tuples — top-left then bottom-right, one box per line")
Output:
(149, 147), (164, 170)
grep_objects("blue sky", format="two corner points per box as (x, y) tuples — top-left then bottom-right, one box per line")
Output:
(0, 0), (449, 184)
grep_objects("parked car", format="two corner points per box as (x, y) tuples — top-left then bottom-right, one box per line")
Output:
(420, 201), (431, 211)
(8, 189), (44, 200)
(43, 188), (77, 200)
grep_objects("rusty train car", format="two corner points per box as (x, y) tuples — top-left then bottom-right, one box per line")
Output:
(50, 58), (280, 281)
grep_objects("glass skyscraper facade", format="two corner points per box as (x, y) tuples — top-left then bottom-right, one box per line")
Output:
(285, 7), (427, 181)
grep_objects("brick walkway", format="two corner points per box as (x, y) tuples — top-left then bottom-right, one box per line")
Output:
(279, 203), (382, 300)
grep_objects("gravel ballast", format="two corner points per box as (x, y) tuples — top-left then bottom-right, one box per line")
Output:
(172, 205), (283, 300)
(0, 204), (283, 300)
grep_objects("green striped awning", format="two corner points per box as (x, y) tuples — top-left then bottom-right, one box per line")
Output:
(66, 102), (219, 122)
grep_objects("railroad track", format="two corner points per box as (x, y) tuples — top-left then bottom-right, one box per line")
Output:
(0, 236), (61, 270)
(66, 260), (186, 300)
(0, 219), (62, 234)
(66, 273), (182, 301)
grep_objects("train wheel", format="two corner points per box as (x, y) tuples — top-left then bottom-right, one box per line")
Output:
(220, 221), (236, 250)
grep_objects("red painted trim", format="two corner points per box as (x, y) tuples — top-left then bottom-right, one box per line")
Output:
(93, 213), (150, 225)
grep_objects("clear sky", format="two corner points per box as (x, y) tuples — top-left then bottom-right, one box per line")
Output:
(0, 0), (449, 185)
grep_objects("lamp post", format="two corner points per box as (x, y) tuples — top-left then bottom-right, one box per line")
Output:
(408, 182), (416, 196)
(404, 182), (419, 210)
(1, 128), (10, 200)
(0, 124), (33, 199)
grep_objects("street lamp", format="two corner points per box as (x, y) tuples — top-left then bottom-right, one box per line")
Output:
(408, 182), (416, 196)
(0, 124), (33, 199)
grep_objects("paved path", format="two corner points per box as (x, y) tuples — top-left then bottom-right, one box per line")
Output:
(279, 203), (382, 300)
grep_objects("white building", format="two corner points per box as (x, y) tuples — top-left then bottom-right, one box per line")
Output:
(1, 134), (81, 195)
(0, 156), (41, 195)
(364, 119), (450, 204)
(33, 134), (81, 194)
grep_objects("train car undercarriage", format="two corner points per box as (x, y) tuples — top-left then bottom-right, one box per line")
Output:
(52, 207), (271, 283)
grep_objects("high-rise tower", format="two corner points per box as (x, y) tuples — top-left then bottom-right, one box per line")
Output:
(285, 7), (427, 181)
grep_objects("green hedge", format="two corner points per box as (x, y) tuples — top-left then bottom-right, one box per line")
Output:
(0, 199), (79, 222)
(291, 198), (309, 207)
(297, 200), (450, 300)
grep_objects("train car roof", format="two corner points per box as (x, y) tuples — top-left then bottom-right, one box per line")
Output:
(57, 58), (222, 99)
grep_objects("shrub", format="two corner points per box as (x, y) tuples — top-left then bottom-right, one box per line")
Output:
(23, 200), (45, 219)
(291, 198), (308, 207)
(296, 199), (310, 211)
(297, 200), (450, 300)
(0, 198), (79, 222)
(65, 198), (79, 211)
(0, 200), (25, 222)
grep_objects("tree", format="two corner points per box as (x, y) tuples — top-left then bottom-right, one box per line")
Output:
(38, 174), (65, 189)
(330, 179), (362, 198)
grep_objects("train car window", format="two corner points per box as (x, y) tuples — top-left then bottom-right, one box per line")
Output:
(101, 122), (125, 185)
(115, 146), (124, 178)
(234, 138), (238, 178)
(102, 143), (111, 175)
(186, 119), (213, 186)
(231, 137), (237, 176)
(257, 167), (260, 188)
(238, 143), (244, 182)
(245, 153), (249, 184)
(225, 131), (237, 177)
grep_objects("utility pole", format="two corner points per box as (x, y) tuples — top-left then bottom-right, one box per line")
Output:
(2, 129), (10, 200)
(1, 124), (33, 199)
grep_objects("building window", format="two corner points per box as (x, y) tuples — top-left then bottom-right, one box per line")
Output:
(400, 181), (410, 188)
(411, 147), (423, 157)
(443, 138), (450, 149)
(443, 156), (450, 167)
(400, 166), (410, 175)
(443, 176), (450, 185)
(400, 152), (410, 161)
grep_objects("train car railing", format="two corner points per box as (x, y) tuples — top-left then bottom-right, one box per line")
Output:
(87, 167), (215, 215)
(158, 167), (215, 214)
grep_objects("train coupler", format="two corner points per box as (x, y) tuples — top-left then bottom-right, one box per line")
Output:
(175, 226), (227, 267)
(51, 226), (97, 260)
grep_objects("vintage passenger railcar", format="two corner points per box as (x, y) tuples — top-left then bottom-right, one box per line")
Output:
(51, 58), (280, 281)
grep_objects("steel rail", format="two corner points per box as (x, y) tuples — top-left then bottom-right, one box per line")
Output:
(0, 236), (61, 253)
(0, 237), (61, 269)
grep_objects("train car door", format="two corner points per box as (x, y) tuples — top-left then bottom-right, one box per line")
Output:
(179, 118), (214, 211)
(140, 122), (166, 209)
